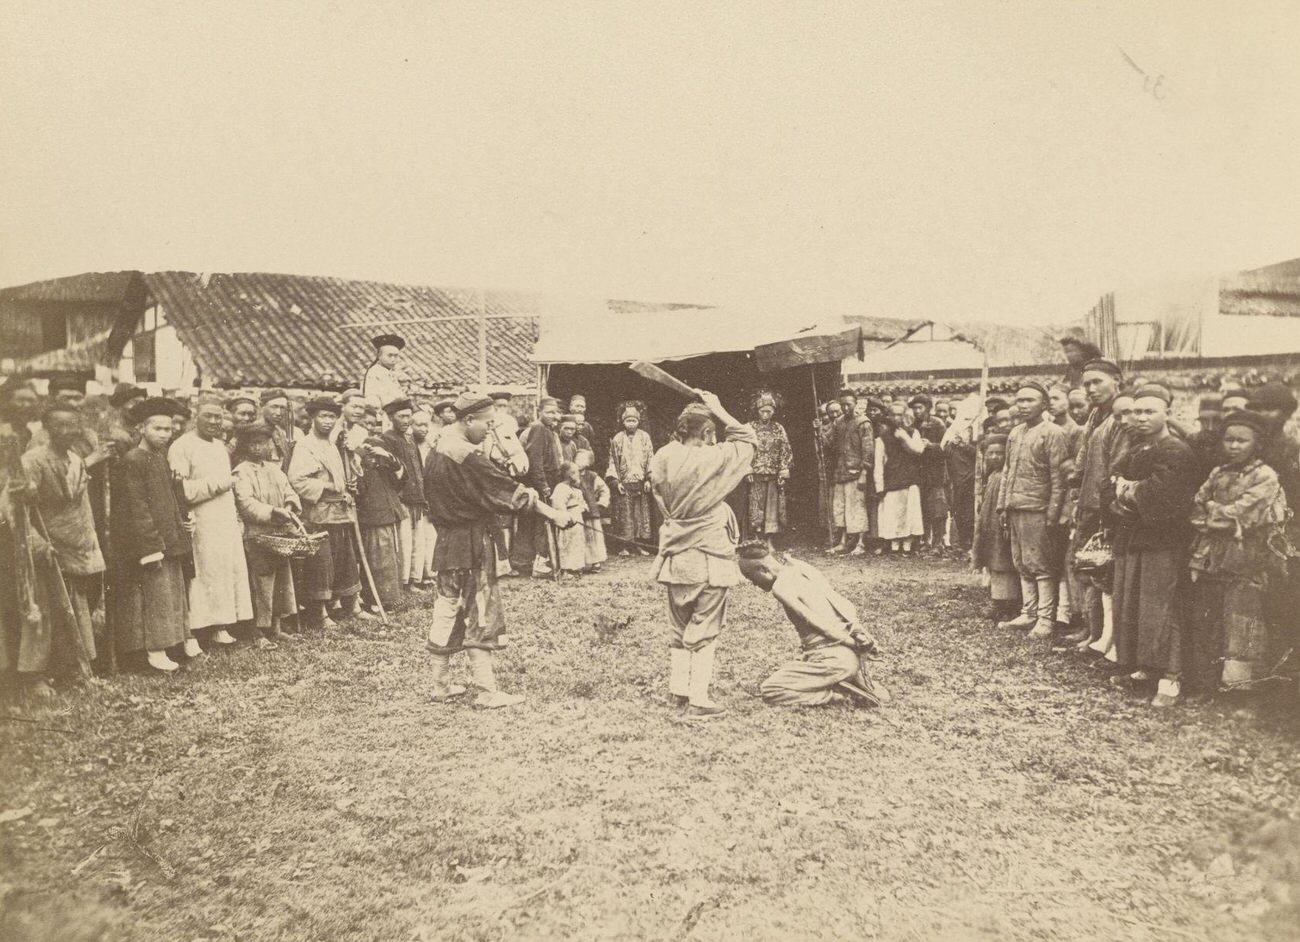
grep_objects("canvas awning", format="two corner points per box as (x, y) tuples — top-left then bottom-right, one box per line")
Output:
(532, 305), (862, 372)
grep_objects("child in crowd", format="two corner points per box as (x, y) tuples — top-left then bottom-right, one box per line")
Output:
(1188, 410), (1291, 691)
(575, 450), (609, 572)
(972, 434), (1019, 621)
(550, 460), (588, 578)
(737, 542), (888, 708)
(232, 423), (300, 647)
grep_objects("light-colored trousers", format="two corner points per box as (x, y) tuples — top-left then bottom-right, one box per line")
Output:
(760, 644), (859, 706)
(831, 481), (869, 533)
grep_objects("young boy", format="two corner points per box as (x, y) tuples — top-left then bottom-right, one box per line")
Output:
(737, 542), (888, 708)
(972, 434), (1018, 621)
(575, 450), (609, 572)
(550, 460), (588, 577)
(232, 423), (300, 647)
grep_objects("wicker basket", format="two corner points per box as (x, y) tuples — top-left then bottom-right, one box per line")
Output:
(251, 515), (327, 559)
(1074, 530), (1113, 573)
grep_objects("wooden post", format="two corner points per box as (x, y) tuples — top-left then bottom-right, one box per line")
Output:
(478, 288), (489, 392)
(809, 365), (834, 546)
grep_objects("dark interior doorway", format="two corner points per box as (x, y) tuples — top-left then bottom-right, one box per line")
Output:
(545, 354), (840, 543)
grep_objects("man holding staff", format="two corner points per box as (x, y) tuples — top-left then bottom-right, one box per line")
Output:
(649, 388), (756, 720)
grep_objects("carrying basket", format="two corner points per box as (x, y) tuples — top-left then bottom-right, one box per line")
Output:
(1074, 529), (1113, 573)
(251, 512), (327, 559)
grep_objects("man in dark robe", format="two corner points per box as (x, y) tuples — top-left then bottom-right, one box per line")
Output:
(1105, 384), (1201, 707)
(424, 393), (573, 708)
(509, 397), (563, 576)
(381, 398), (427, 594)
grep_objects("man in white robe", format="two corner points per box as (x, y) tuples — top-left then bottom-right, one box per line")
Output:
(169, 399), (252, 643)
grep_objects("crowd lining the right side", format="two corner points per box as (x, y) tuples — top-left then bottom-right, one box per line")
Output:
(815, 352), (1299, 710)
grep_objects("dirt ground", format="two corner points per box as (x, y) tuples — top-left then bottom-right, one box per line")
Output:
(2, 552), (1299, 942)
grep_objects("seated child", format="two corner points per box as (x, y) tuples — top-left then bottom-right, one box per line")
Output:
(550, 461), (588, 577)
(575, 450), (609, 572)
(737, 541), (889, 708)
(972, 434), (1018, 622)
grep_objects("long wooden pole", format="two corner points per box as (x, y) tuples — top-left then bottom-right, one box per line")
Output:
(809, 365), (834, 546)
(478, 288), (489, 391)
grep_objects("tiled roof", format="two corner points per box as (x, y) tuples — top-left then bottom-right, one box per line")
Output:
(143, 272), (544, 391)
(0, 271), (143, 304)
(6, 328), (116, 375)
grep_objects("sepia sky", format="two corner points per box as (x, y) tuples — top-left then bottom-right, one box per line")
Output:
(2, 1), (1298, 325)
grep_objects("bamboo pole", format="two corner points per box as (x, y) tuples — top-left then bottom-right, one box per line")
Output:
(809, 365), (834, 546)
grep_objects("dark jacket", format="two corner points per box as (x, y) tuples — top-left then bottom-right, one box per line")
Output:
(356, 441), (404, 527)
(109, 446), (192, 569)
(1104, 434), (1199, 553)
(381, 430), (426, 509)
(831, 415), (873, 484)
(1073, 401), (1129, 516)
(520, 421), (563, 498)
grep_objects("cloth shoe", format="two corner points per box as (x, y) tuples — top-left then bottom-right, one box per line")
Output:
(183, 638), (204, 658)
(212, 629), (237, 645)
(146, 650), (180, 672)
(475, 689), (525, 709)
(998, 613), (1036, 630)
(1151, 677), (1181, 708)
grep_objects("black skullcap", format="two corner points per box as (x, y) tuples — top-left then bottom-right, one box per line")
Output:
(47, 375), (85, 395)
(225, 394), (256, 411)
(985, 433), (1009, 449)
(383, 397), (414, 415)
(1221, 410), (1269, 438)
(236, 421), (276, 444)
(259, 388), (289, 405)
(737, 541), (771, 560)
(1248, 382), (1298, 416)
(908, 394), (933, 408)
(109, 384), (147, 409)
(303, 396), (341, 416)
(1017, 381), (1049, 400)
(1133, 383), (1173, 405)
(129, 396), (180, 423)
(371, 333), (406, 351)
(488, 390), (513, 402)
(1081, 358), (1123, 380)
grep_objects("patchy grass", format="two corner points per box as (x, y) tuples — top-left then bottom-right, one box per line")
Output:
(2, 553), (1299, 941)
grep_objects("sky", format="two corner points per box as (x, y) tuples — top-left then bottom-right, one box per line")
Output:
(2, 1), (1299, 327)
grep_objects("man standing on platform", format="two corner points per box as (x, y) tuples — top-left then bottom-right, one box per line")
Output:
(424, 392), (575, 708)
(996, 382), (1068, 639)
(650, 391), (756, 720)
(362, 333), (406, 411)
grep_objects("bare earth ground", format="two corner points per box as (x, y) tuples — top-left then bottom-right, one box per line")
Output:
(2, 553), (1299, 942)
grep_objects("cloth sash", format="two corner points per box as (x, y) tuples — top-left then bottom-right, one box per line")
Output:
(652, 502), (739, 579)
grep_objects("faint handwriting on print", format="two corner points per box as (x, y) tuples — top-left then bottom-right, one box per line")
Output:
(1118, 47), (1167, 101)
